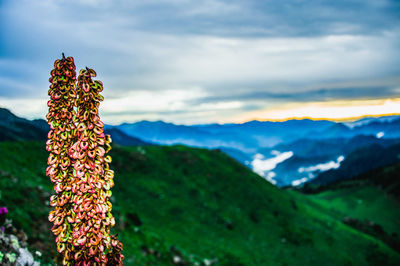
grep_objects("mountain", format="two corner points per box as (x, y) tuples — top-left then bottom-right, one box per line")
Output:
(117, 120), (258, 152)
(345, 115), (400, 128)
(303, 119), (400, 140)
(308, 143), (400, 186)
(302, 162), (400, 198)
(263, 154), (337, 187)
(194, 119), (336, 145)
(116, 117), (400, 155)
(218, 147), (253, 166)
(252, 135), (400, 187)
(0, 108), (48, 141)
(352, 118), (400, 139)
(115, 119), (339, 155)
(0, 141), (399, 265)
(352, 162), (400, 197)
(308, 123), (354, 139)
(115, 117), (400, 187)
(262, 135), (400, 158)
(0, 108), (149, 146)
(104, 127), (150, 146)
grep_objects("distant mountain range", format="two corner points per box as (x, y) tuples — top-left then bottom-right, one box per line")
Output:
(258, 135), (400, 186)
(2, 107), (400, 187)
(116, 119), (337, 152)
(115, 116), (400, 151)
(103, 127), (150, 146)
(112, 115), (400, 186)
(0, 107), (149, 146)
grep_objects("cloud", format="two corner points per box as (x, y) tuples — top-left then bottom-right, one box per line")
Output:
(100, 88), (243, 124)
(251, 151), (293, 177)
(12, 0), (395, 38)
(298, 156), (345, 173)
(264, 172), (277, 185)
(1, 0), (400, 123)
(292, 177), (309, 187)
(0, 97), (47, 120)
(292, 155), (345, 186)
(195, 85), (400, 104)
(236, 98), (400, 122)
(376, 131), (384, 138)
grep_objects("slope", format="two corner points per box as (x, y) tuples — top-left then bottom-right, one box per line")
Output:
(0, 141), (399, 265)
(297, 163), (400, 254)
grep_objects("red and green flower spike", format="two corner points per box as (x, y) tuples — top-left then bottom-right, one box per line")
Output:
(67, 67), (123, 265)
(46, 54), (78, 265)
(46, 55), (123, 265)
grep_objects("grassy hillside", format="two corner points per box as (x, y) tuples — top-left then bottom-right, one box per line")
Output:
(297, 163), (400, 256)
(308, 185), (400, 236)
(0, 141), (399, 265)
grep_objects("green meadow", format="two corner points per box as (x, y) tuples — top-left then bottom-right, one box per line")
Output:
(0, 141), (399, 265)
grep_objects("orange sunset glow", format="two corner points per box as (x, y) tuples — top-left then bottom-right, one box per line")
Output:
(236, 97), (400, 123)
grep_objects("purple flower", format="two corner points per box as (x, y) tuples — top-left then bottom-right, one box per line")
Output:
(0, 207), (8, 215)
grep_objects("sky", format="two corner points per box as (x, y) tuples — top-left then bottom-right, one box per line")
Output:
(1, 0), (400, 125)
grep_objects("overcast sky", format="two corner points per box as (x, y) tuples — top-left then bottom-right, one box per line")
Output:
(1, 0), (400, 124)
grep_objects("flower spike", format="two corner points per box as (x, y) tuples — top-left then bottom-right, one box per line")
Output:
(46, 55), (123, 265)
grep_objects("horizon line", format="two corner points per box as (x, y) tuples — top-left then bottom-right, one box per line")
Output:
(1, 106), (399, 126)
(117, 112), (400, 125)
(244, 113), (400, 124)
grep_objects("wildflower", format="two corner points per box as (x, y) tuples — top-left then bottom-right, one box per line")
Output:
(0, 207), (8, 215)
(46, 55), (123, 265)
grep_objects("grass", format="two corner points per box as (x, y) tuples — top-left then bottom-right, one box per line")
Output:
(309, 185), (400, 235)
(0, 141), (399, 265)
